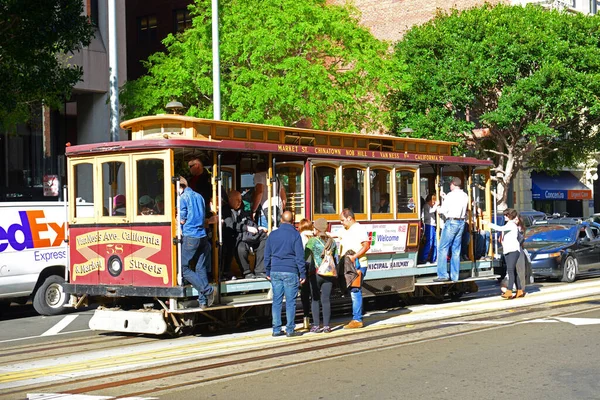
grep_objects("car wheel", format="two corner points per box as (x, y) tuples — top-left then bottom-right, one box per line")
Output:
(33, 275), (70, 316)
(561, 256), (578, 283)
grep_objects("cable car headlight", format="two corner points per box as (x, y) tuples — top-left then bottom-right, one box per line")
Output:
(108, 255), (123, 277)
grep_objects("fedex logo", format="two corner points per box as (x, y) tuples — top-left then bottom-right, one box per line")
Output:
(0, 210), (65, 253)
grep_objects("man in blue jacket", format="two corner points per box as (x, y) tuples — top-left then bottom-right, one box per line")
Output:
(265, 211), (306, 337)
(179, 177), (214, 308)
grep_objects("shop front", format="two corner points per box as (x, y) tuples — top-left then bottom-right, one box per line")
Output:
(531, 171), (593, 217)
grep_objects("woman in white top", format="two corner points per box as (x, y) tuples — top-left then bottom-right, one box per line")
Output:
(419, 194), (439, 264)
(485, 208), (524, 299)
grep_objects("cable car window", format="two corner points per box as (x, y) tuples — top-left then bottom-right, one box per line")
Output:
(343, 167), (364, 214)
(314, 166), (337, 214)
(473, 173), (487, 213)
(74, 163), (94, 218)
(371, 169), (391, 213)
(136, 159), (165, 215)
(101, 161), (126, 216)
(396, 169), (416, 215)
(278, 164), (303, 215)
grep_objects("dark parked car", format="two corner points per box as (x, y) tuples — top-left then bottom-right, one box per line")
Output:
(520, 210), (548, 228)
(524, 220), (600, 282)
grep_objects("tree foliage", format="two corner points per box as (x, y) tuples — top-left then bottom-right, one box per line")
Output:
(0, 0), (94, 126)
(121, 0), (396, 133)
(390, 4), (600, 207)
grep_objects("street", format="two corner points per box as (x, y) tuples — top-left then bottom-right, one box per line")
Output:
(1, 278), (600, 399)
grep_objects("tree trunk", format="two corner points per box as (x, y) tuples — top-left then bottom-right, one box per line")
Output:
(494, 150), (517, 212)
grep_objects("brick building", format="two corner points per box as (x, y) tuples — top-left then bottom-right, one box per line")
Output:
(328, 0), (505, 42)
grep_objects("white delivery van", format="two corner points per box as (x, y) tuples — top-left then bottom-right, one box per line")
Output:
(0, 202), (71, 315)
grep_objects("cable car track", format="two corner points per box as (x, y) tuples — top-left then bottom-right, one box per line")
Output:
(2, 296), (599, 399)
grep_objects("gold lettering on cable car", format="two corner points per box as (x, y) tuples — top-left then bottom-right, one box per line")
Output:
(314, 147), (342, 155)
(277, 145), (299, 153)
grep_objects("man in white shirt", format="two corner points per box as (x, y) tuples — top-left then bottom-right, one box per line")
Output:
(435, 177), (469, 282)
(339, 208), (371, 329)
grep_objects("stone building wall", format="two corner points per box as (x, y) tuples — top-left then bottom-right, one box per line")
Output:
(328, 0), (506, 42)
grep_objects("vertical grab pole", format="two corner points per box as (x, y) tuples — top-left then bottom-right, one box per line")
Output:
(63, 185), (69, 283)
(493, 180), (499, 257)
(176, 178), (183, 286)
(436, 165), (444, 243)
(216, 153), (223, 303)
(268, 155), (276, 231)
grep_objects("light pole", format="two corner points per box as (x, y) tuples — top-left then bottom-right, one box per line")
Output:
(108, 0), (119, 141)
(212, 0), (221, 120)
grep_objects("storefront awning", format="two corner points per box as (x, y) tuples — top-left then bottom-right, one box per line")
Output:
(531, 171), (592, 200)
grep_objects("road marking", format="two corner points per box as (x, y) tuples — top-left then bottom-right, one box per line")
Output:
(0, 329), (91, 345)
(41, 315), (79, 337)
(442, 317), (600, 326)
(441, 321), (512, 325)
(553, 317), (600, 325)
(28, 393), (156, 400)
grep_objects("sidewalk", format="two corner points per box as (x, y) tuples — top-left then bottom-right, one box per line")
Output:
(367, 278), (600, 328)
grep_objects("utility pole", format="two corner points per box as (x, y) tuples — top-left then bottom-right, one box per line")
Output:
(108, 0), (120, 141)
(212, 0), (221, 120)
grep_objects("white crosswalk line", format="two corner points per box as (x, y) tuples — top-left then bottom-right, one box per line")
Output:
(41, 315), (79, 336)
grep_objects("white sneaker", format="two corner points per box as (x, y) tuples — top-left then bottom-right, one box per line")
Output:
(206, 290), (215, 307)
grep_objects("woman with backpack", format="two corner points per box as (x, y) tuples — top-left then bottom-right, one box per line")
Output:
(305, 218), (338, 333)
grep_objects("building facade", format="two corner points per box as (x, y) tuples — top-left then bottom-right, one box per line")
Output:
(4, 0), (596, 216)
(0, 0), (126, 202)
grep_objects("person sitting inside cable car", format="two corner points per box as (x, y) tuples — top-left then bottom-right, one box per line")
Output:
(224, 190), (267, 279)
(378, 193), (390, 213)
(139, 195), (155, 215)
(154, 194), (164, 215)
(113, 194), (126, 216)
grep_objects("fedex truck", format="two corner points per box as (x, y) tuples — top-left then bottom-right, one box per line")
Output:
(0, 202), (71, 315)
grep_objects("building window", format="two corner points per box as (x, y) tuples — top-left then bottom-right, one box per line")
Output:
(88, 0), (99, 26)
(174, 9), (192, 33)
(138, 15), (158, 44)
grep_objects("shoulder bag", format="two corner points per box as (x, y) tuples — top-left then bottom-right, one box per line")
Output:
(317, 238), (337, 277)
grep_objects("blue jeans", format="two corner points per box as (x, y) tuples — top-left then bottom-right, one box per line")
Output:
(461, 223), (471, 259)
(271, 271), (299, 334)
(181, 236), (213, 304)
(350, 265), (367, 322)
(475, 230), (491, 259)
(419, 224), (437, 263)
(437, 220), (465, 281)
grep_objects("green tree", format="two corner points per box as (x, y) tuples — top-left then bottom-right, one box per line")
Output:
(390, 4), (600, 208)
(0, 0), (94, 126)
(121, 0), (395, 133)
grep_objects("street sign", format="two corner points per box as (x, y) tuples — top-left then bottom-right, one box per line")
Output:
(43, 175), (59, 197)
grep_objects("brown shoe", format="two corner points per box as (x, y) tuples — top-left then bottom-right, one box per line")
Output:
(343, 320), (364, 329)
(515, 290), (525, 298)
(501, 290), (513, 299)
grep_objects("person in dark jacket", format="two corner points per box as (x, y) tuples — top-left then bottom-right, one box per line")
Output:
(265, 211), (306, 337)
(223, 190), (266, 279)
